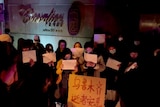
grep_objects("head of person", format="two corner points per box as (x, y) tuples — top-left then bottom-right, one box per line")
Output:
(129, 51), (138, 59)
(118, 34), (124, 42)
(84, 41), (94, 54)
(63, 48), (72, 60)
(0, 41), (18, 73)
(4, 28), (10, 34)
(22, 39), (34, 51)
(128, 46), (139, 60)
(108, 45), (117, 55)
(34, 35), (40, 44)
(58, 39), (67, 51)
(45, 43), (54, 53)
(73, 42), (82, 48)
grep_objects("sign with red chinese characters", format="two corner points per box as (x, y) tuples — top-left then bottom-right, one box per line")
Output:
(68, 74), (106, 107)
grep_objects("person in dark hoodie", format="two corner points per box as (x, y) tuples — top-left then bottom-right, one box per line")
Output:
(117, 44), (146, 107)
(0, 41), (19, 107)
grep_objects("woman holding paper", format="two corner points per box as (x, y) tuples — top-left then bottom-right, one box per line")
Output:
(55, 48), (79, 106)
(55, 39), (70, 62)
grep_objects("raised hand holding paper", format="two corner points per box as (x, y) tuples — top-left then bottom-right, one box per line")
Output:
(94, 34), (105, 44)
(22, 50), (37, 63)
(70, 48), (84, 58)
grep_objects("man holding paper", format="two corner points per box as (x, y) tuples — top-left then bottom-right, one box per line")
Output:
(78, 41), (106, 77)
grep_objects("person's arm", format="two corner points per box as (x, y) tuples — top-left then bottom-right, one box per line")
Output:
(94, 55), (106, 72)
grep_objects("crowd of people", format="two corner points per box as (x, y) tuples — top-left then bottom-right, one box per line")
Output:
(0, 30), (159, 107)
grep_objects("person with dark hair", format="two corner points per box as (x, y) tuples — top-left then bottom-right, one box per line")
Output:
(43, 43), (58, 107)
(0, 41), (19, 107)
(33, 35), (45, 63)
(73, 41), (82, 48)
(45, 43), (54, 53)
(4, 28), (14, 44)
(55, 48), (78, 106)
(55, 39), (70, 62)
(117, 44), (146, 107)
(78, 41), (106, 77)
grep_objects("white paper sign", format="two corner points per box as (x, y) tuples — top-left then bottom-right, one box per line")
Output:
(70, 48), (84, 58)
(68, 74), (106, 107)
(42, 52), (56, 63)
(94, 34), (106, 44)
(84, 52), (97, 63)
(106, 57), (121, 71)
(22, 50), (37, 63)
(124, 62), (138, 73)
(62, 59), (77, 70)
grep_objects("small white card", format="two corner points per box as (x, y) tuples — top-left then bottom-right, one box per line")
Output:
(106, 57), (121, 71)
(94, 34), (106, 44)
(70, 48), (84, 58)
(62, 59), (77, 70)
(42, 53), (56, 63)
(22, 50), (37, 63)
(42, 52), (56, 63)
(124, 62), (138, 73)
(84, 52), (97, 63)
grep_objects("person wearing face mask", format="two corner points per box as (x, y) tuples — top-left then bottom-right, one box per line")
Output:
(109, 46), (117, 55)
(117, 45), (146, 107)
(104, 43), (124, 107)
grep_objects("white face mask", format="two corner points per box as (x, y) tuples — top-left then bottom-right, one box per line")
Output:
(130, 52), (138, 59)
(134, 41), (140, 46)
(109, 49), (116, 54)
(118, 37), (123, 41)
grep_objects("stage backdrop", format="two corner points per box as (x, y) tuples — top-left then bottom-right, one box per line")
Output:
(7, 0), (95, 49)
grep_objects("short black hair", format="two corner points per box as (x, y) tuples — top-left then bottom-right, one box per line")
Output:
(84, 41), (93, 49)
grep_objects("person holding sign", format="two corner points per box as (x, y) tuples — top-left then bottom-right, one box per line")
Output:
(104, 44), (123, 107)
(117, 45), (145, 107)
(43, 43), (58, 107)
(55, 48), (79, 106)
(78, 41), (106, 77)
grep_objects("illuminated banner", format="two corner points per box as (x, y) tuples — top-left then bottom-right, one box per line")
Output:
(68, 74), (106, 107)
(8, 3), (94, 37)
